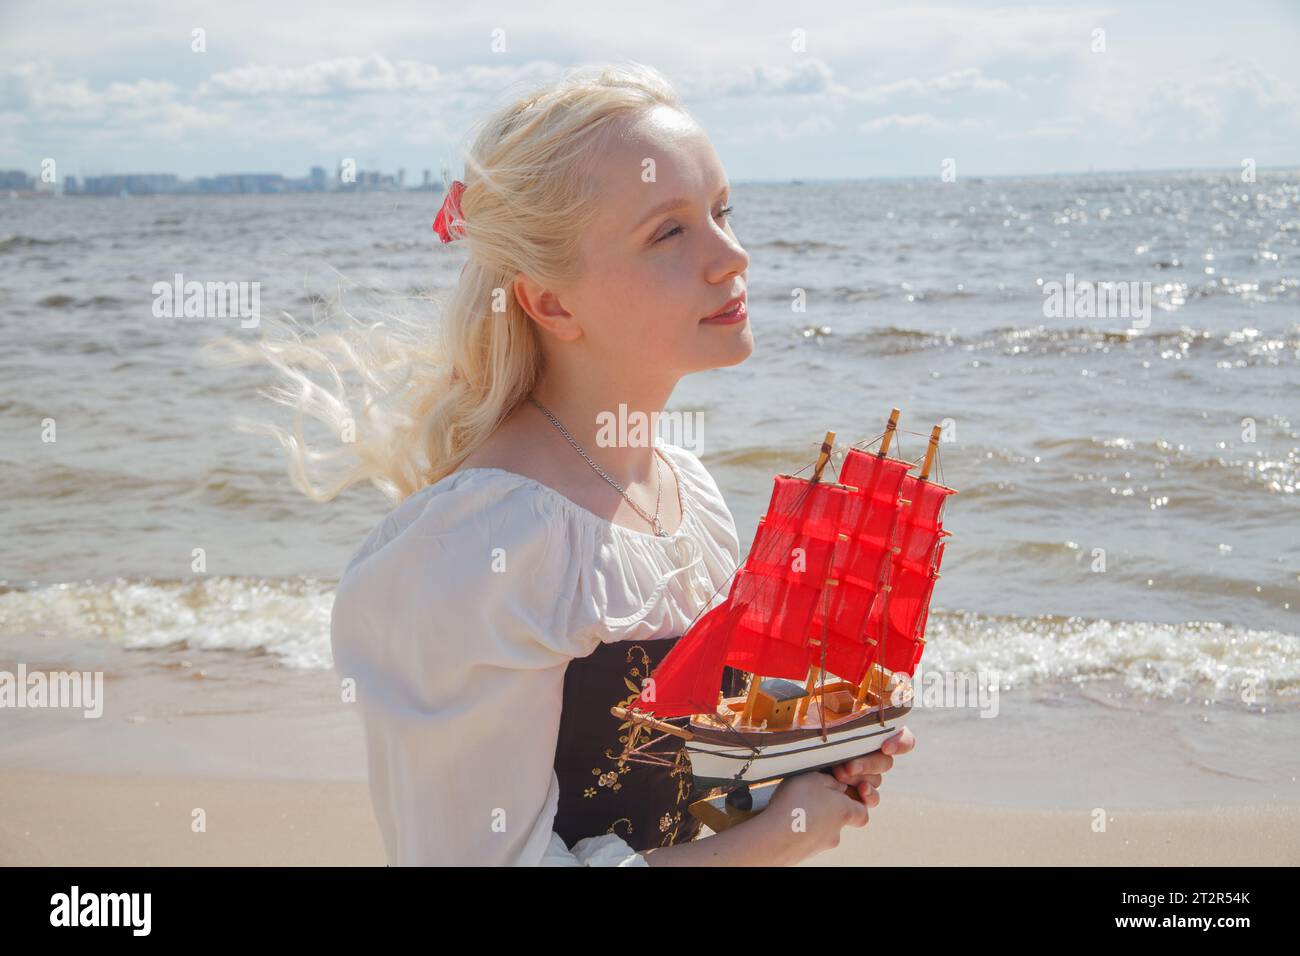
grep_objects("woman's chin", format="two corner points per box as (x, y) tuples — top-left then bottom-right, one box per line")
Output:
(696, 327), (754, 370)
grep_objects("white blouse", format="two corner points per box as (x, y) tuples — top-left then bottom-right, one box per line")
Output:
(329, 441), (741, 866)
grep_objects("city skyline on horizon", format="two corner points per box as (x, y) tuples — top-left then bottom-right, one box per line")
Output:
(3, 1), (1299, 184)
(6, 159), (1300, 192)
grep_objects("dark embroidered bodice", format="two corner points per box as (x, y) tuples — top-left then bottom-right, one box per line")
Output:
(551, 635), (745, 855)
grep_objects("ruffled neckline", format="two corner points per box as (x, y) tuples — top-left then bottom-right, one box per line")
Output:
(447, 443), (698, 543)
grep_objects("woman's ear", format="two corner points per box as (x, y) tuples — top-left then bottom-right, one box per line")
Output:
(512, 273), (582, 342)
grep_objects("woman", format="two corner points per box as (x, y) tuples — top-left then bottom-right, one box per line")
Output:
(244, 61), (913, 865)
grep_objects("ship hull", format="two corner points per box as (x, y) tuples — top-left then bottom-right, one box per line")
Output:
(685, 701), (910, 791)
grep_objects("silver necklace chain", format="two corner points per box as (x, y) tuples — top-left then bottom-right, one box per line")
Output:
(527, 394), (669, 537)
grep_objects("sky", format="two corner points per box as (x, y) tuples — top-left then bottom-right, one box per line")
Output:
(2, 0), (1298, 182)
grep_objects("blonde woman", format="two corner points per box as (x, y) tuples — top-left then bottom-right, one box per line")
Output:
(230, 62), (913, 865)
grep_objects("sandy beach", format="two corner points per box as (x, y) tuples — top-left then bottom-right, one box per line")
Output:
(2, 770), (1295, 866)
(2, 638), (1296, 866)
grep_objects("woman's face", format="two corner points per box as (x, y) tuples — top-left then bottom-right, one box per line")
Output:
(559, 106), (753, 380)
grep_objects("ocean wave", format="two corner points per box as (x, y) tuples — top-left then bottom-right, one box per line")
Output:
(0, 234), (65, 252)
(0, 461), (293, 511)
(921, 610), (1300, 702)
(0, 576), (335, 670)
(1030, 433), (1299, 495)
(35, 293), (130, 310)
(0, 578), (1295, 701)
(756, 239), (835, 252)
(829, 322), (1299, 364)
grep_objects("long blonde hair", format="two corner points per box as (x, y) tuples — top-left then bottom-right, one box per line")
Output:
(204, 62), (685, 504)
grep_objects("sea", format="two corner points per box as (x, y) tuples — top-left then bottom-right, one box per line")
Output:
(2, 170), (1297, 809)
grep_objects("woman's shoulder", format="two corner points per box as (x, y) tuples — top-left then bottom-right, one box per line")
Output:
(657, 440), (725, 501)
(330, 468), (602, 666)
(339, 467), (553, 582)
(657, 440), (738, 556)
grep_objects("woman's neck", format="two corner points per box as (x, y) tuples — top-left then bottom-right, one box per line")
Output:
(527, 378), (677, 488)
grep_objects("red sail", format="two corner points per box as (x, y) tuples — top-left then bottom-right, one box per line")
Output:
(632, 473), (856, 716)
(811, 449), (912, 685)
(878, 476), (955, 676)
(633, 595), (748, 718)
(726, 475), (856, 680)
(632, 447), (955, 718)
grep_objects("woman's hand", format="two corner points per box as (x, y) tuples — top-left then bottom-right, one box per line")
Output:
(751, 769), (872, 865)
(828, 726), (915, 802)
(645, 727), (915, 866)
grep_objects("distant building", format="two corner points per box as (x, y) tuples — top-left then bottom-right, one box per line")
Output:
(50, 164), (433, 196)
(193, 173), (285, 194)
(0, 170), (33, 190)
(82, 174), (179, 195)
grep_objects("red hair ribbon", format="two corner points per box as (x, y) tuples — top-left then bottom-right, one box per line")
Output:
(432, 179), (467, 243)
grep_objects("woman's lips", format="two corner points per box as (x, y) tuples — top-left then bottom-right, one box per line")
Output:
(700, 294), (747, 325)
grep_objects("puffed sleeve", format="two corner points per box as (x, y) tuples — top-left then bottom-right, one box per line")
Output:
(329, 473), (649, 866)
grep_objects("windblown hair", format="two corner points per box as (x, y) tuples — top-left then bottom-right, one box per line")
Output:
(204, 62), (685, 504)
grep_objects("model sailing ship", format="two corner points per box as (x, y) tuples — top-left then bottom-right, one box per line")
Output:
(612, 409), (956, 827)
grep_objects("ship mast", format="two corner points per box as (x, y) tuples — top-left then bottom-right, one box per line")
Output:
(854, 420), (945, 712)
(852, 408), (904, 711)
(741, 430), (837, 728)
(795, 432), (840, 727)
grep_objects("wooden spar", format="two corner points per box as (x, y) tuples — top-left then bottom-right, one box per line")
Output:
(796, 666), (820, 722)
(611, 705), (694, 741)
(855, 660), (886, 707)
(920, 424), (942, 481)
(740, 671), (764, 725)
(878, 408), (901, 457)
(812, 430), (835, 482)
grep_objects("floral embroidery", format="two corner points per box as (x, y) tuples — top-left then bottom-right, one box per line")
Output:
(573, 639), (702, 850)
(661, 747), (698, 847)
(605, 817), (634, 841)
(584, 644), (655, 799)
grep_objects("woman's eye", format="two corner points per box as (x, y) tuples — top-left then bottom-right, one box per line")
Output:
(655, 205), (735, 243)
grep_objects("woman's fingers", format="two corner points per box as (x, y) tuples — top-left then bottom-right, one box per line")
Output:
(829, 727), (915, 785)
(832, 752), (893, 781)
(830, 762), (884, 788)
(881, 726), (915, 756)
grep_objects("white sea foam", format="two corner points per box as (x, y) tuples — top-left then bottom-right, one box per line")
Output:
(2, 578), (1296, 703)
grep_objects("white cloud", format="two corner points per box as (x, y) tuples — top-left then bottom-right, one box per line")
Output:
(730, 113), (838, 142)
(677, 59), (848, 99)
(1070, 57), (1300, 137)
(856, 68), (1010, 104)
(860, 113), (982, 133)
(201, 56), (446, 97)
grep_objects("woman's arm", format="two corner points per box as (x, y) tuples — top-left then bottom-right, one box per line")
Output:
(642, 813), (799, 866)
